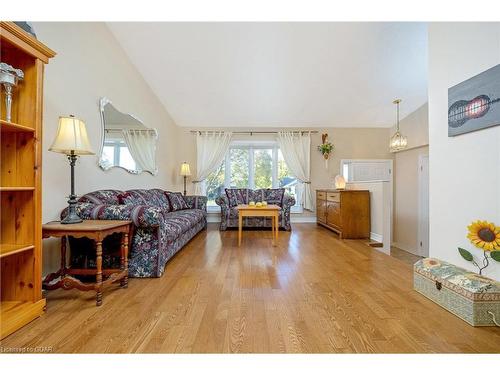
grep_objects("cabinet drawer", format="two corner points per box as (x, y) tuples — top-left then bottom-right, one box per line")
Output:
(317, 191), (326, 200)
(327, 192), (340, 202)
(326, 202), (341, 228)
(316, 199), (327, 223)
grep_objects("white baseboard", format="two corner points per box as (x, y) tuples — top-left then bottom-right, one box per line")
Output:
(370, 232), (383, 243)
(291, 216), (317, 223)
(392, 241), (418, 255)
(206, 214), (317, 224)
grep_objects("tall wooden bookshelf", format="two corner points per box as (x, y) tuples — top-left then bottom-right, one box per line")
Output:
(0, 22), (55, 339)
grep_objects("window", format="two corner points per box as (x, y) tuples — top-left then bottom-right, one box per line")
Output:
(341, 159), (391, 183)
(205, 142), (302, 212)
(102, 140), (137, 171)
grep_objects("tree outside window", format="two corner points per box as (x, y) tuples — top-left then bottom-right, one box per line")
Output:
(204, 143), (301, 212)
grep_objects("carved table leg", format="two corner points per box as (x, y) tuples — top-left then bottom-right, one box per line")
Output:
(96, 240), (103, 306)
(61, 236), (67, 277)
(120, 232), (129, 288)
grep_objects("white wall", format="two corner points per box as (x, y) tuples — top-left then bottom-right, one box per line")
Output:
(34, 23), (180, 273)
(390, 103), (428, 149)
(391, 103), (429, 254)
(393, 146), (429, 254)
(429, 23), (500, 280)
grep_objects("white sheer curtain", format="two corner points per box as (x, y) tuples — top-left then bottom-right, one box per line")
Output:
(277, 131), (313, 211)
(122, 129), (158, 175)
(194, 131), (232, 195)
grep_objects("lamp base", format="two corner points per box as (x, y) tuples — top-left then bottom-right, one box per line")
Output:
(60, 152), (83, 224)
(60, 201), (82, 224)
(61, 211), (83, 224)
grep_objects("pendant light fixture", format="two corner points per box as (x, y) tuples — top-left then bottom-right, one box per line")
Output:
(389, 99), (408, 152)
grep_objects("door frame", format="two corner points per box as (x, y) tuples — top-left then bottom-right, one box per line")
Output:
(417, 154), (430, 257)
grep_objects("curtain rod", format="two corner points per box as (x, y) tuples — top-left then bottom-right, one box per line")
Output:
(105, 128), (156, 133)
(189, 130), (318, 135)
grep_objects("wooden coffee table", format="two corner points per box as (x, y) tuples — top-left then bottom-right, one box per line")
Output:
(237, 204), (280, 247)
(42, 220), (131, 306)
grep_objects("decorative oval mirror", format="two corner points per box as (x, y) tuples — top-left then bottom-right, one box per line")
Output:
(98, 97), (158, 175)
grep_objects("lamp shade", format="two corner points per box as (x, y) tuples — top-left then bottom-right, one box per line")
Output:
(49, 116), (94, 155)
(389, 131), (408, 152)
(389, 99), (408, 153)
(334, 175), (346, 190)
(180, 162), (191, 176)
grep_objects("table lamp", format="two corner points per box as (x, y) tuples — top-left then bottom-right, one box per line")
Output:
(334, 175), (346, 190)
(49, 115), (95, 224)
(180, 162), (191, 196)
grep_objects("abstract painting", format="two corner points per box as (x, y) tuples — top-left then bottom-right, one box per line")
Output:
(448, 63), (500, 137)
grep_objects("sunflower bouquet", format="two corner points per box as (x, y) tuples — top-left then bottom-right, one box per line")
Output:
(458, 220), (500, 275)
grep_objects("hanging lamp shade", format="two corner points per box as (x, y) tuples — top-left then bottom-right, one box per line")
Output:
(49, 115), (95, 155)
(389, 99), (408, 153)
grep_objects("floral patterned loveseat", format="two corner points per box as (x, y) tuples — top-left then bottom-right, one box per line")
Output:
(215, 188), (295, 231)
(63, 189), (207, 278)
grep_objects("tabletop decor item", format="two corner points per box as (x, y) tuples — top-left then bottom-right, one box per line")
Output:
(334, 174), (346, 190)
(180, 162), (191, 196)
(458, 220), (500, 275)
(49, 115), (95, 224)
(317, 133), (334, 168)
(0, 62), (24, 122)
(448, 63), (500, 137)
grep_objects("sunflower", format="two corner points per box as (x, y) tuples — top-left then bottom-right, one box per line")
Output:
(467, 220), (500, 251)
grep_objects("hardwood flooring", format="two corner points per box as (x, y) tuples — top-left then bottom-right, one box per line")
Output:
(390, 246), (423, 266)
(1, 224), (499, 353)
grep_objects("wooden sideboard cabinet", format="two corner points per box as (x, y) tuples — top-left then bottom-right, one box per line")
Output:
(316, 189), (370, 239)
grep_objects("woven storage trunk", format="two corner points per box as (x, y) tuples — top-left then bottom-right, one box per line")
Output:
(414, 258), (500, 327)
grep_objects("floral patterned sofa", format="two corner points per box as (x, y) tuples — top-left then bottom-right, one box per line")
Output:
(63, 189), (207, 278)
(215, 188), (295, 231)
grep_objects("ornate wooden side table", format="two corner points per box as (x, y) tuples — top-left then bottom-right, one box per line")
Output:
(237, 204), (280, 247)
(42, 220), (132, 306)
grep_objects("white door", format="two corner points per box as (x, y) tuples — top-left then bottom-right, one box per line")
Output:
(418, 155), (429, 257)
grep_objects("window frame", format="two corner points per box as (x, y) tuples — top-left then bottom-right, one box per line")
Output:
(103, 140), (137, 171)
(205, 140), (303, 213)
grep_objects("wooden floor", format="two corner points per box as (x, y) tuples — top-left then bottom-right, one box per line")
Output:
(1, 224), (499, 353)
(390, 246), (423, 266)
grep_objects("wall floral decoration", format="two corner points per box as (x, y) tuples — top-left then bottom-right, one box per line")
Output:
(458, 220), (500, 275)
(317, 133), (334, 168)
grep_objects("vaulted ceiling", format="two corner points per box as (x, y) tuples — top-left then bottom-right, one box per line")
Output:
(107, 22), (427, 128)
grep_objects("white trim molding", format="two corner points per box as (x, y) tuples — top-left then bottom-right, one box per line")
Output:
(370, 232), (383, 243)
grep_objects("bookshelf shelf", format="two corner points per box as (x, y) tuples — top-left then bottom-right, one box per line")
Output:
(0, 21), (55, 340)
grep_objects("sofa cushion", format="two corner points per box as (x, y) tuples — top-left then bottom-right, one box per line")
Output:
(246, 188), (284, 206)
(148, 189), (171, 211)
(118, 190), (150, 205)
(263, 188), (285, 206)
(226, 188), (246, 207)
(79, 189), (124, 205)
(166, 191), (189, 211)
(164, 209), (205, 243)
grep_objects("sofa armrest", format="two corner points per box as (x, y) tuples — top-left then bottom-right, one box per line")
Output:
(183, 195), (207, 211)
(61, 203), (164, 228)
(282, 194), (296, 209)
(215, 195), (229, 208)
